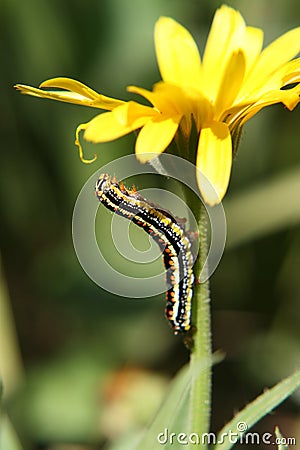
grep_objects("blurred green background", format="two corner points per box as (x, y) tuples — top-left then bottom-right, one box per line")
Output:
(1, 0), (300, 448)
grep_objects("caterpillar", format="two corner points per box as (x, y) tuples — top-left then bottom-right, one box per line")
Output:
(95, 174), (195, 334)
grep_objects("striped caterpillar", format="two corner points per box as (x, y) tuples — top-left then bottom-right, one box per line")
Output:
(95, 174), (194, 334)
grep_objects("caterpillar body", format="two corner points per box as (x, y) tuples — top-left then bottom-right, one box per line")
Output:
(95, 174), (195, 334)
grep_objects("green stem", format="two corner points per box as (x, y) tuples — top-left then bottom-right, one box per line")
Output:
(175, 128), (212, 444)
(189, 205), (212, 446)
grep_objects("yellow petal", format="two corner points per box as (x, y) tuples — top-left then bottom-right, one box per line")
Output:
(154, 16), (202, 89)
(268, 58), (300, 89)
(228, 83), (300, 131)
(243, 26), (264, 73)
(40, 78), (105, 100)
(15, 78), (124, 110)
(84, 109), (150, 143)
(127, 85), (161, 109)
(282, 58), (300, 85)
(196, 121), (232, 205)
(214, 50), (246, 120)
(242, 27), (300, 94)
(128, 83), (182, 113)
(238, 60), (300, 102)
(153, 81), (196, 114)
(135, 116), (181, 162)
(129, 82), (192, 116)
(202, 5), (246, 100)
(113, 101), (157, 126)
(84, 112), (129, 142)
(15, 83), (90, 104)
(247, 86), (300, 121)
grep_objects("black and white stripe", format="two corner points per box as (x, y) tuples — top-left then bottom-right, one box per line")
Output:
(95, 173), (194, 333)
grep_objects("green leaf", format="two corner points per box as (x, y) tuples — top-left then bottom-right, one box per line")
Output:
(0, 415), (24, 450)
(1, 381), (23, 450)
(214, 369), (300, 450)
(132, 352), (222, 450)
(109, 356), (218, 450)
(103, 432), (143, 450)
(103, 363), (194, 450)
(275, 426), (291, 450)
(136, 363), (192, 450)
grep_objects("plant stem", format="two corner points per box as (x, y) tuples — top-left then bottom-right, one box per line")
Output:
(189, 205), (212, 445)
(174, 129), (213, 443)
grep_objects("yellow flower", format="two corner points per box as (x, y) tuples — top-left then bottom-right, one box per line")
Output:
(15, 5), (300, 205)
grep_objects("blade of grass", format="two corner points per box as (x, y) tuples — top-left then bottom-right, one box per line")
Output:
(133, 353), (222, 450)
(214, 370), (300, 450)
(0, 415), (24, 450)
(0, 382), (23, 450)
(136, 364), (193, 450)
(275, 427), (290, 450)
(0, 257), (23, 398)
